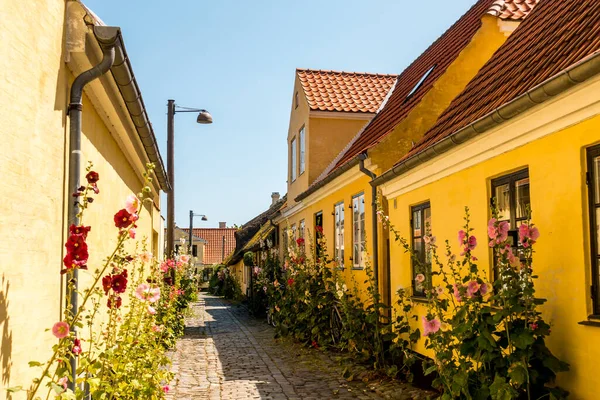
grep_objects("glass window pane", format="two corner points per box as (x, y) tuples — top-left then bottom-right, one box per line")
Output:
(515, 178), (530, 220)
(413, 210), (421, 237)
(353, 243), (359, 265)
(424, 207), (431, 236)
(413, 239), (423, 264)
(495, 183), (511, 221)
(291, 139), (297, 181)
(594, 156), (600, 203)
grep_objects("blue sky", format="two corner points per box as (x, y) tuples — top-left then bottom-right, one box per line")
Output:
(84, 0), (477, 228)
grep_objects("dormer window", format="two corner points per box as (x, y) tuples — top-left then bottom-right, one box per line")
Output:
(405, 65), (436, 102)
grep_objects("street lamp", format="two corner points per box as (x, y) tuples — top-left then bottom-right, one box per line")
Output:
(166, 100), (213, 258)
(189, 210), (207, 256)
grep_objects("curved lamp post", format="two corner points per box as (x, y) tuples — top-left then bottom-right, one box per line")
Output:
(188, 210), (207, 257)
(166, 100), (212, 260)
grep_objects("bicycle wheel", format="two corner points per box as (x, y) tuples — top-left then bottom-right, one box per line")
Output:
(330, 305), (343, 344)
(267, 309), (276, 327)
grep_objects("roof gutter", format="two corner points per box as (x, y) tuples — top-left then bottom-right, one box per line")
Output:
(373, 50), (600, 187)
(88, 20), (170, 191)
(295, 157), (360, 202)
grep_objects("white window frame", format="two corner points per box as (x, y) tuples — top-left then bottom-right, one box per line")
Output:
(334, 202), (345, 268)
(299, 126), (306, 175)
(352, 193), (365, 268)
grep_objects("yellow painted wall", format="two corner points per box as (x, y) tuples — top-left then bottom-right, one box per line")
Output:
(384, 113), (600, 399)
(370, 15), (510, 173)
(0, 2), (163, 394)
(308, 117), (368, 184)
(286, 77), (311, 207)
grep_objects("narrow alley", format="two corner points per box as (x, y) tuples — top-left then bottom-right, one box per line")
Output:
(167, 293), (430, 400)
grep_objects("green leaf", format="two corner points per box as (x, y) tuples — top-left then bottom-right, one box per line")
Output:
(28, 361), (43, 367)
(512, 331), (535, 349)
(424, 365), (437, 376)
(6, 386), (23, 392)
(509, 365), (527, 386)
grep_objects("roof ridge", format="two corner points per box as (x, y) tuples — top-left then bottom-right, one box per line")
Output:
(296, 68), (398, 77)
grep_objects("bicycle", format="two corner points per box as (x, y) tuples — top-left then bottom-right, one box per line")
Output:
(330, 300), (344, 345)
(266, 306), (277, 327)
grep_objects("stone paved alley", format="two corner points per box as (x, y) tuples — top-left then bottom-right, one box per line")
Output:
(167, 293), (433, 400)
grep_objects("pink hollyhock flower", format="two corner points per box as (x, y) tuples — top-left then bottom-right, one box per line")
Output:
(72, 338), (82, 355)
(160, 262), (169, 273)
(415, 273), (425, 283)
(152, 325), (163, 333)
(458, 230), (467, 244)
(162, 385), (170, 393)
(52, 321), (70, 339)
(479, 282), (491, 296)
(128, 228), (136, 239)
(435, 286), (444, 296)
(58, 376), (68, 390)
(466, 281), (480, 298)
(498, 221), (509, 242)
(471, 256), (478, 262)
(422, 316), (441, 336)
(140, 251), (153, 264)
(147, 305), (156, 315)
(125, 194), (141, 214)
(487, 218), (497, 239)
(114, 209), (133, 229)
(529, 226), (540, 241)
(135, 284), (161, 303)
(453, 284), (463, 302)
(468, 235), (477, 250)
(179, 254), (190, 264)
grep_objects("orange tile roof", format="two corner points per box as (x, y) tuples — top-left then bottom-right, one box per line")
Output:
(313, 0), (500, 179)
(487, 0), (540, 20)
(402, 0), (600, 164)
(296, 69), (397, 113)
(182, 228), (237, 265)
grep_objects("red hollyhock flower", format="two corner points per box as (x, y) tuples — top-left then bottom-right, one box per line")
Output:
(287, 278), (294, 286)
(102, 275), (112, 295)
(296, 238), (305, 246)
(315, 226), (324, 234)
(62, 252), (88, 274)
(72, 338), (82, 355)
(114, 209), (133, 229)
(111, 273), (128, 294)
(107, 296), (122, 309)
(91, 184), (100, 194)
(69, 224), (91, 239)
(85, 171), (99, 184)
(66, 234), (87, 255)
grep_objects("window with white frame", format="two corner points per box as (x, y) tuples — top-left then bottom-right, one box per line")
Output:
(299, 219), (305, 239)
(334, 202), (345, 267)
(299, 126), (306, 175)
(352, 193), (365, 268)
(291, 137), (297, 182)
(291, 224), (297, 241)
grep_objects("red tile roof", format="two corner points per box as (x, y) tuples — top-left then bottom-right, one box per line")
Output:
(402, 0), (600, 163)
(182, 228), (237, 265)
(297, 69), (397, 113)
(325, 0), (499, 174)
(487, 0), (540, 20)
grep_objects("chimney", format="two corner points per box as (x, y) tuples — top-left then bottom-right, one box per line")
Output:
(219, 222), (226, 229)
(271, 192), (280, 205)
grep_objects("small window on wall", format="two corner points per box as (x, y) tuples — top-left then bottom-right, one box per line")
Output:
(192, 244), (198, 257)
(291, 138), (297, 182)
(587, 145), (600, 315)
(334, 202), (345, 268)
(490, 168), (530, 279)
(299, 126), (306, 175)
(411, 202), (431, 297)
(291, 224), (297, 241)
(352, 193), (365, 268)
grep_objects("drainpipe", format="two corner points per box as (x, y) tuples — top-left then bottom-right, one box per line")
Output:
(358, 153), (379, 294)
(67, 25), (119, 392)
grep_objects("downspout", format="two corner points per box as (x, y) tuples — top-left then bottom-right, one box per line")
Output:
(358, 153), (379, 294)
(66, 25), (119, 391)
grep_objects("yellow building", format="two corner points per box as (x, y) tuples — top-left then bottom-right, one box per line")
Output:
(276, 0), (531, 304)
(0, 2), (167, 394)
(377, 1), (600, 397)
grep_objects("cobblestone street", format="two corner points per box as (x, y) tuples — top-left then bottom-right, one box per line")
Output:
(167, 293), (433, 400)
